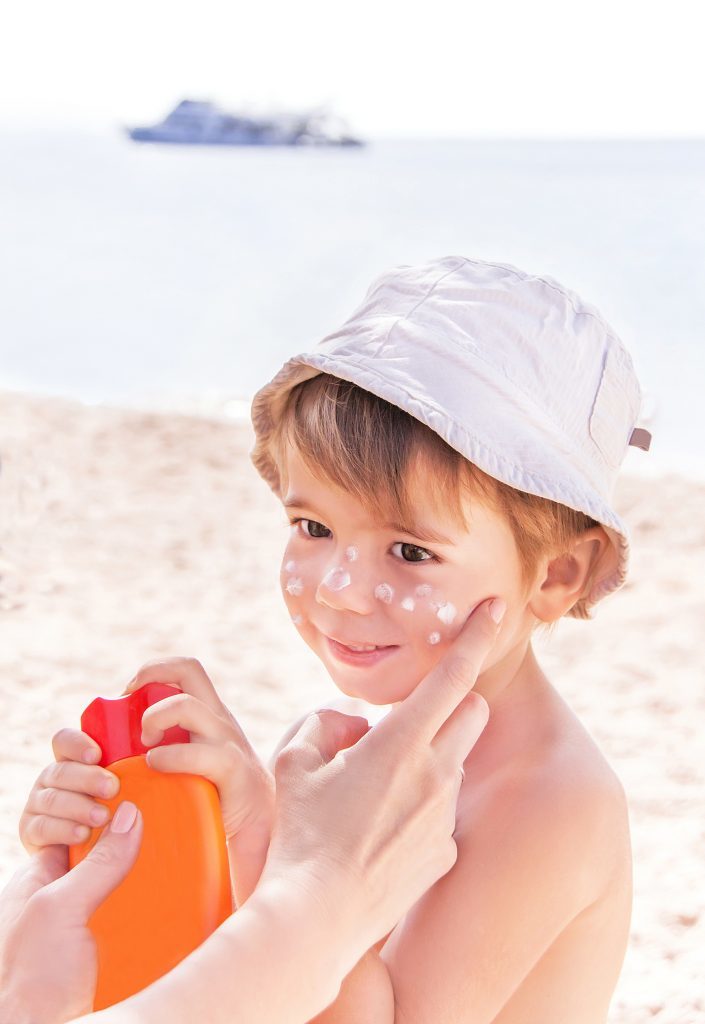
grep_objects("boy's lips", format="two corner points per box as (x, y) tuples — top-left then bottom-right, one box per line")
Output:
(325, 635), (400, 666)
(327, 632), (398, 650)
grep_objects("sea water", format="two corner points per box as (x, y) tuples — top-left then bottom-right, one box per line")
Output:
(1, 127), (703, 477)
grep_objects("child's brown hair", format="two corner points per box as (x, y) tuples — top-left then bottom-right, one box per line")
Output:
(272, 374), (601, 628)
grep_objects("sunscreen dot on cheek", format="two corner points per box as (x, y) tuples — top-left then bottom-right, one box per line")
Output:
(415, 583), (432, 598)
(286, 577), (304, 596)
(291, 614), (303, 625)
(428, 631), (441, 645)
(436, 602), (457, 625)
(400, 596), (415, 612)
(345, 546), (358, 562)
(322, 567), (351, 591)
(284, 560), (297, 573)
(374, 583), (394, 604)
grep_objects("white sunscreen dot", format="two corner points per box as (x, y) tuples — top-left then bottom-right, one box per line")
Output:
(428, 631), (441, 645)
(286, 577), (304, 596)
(374, 582), (394, 604)
(400, 596), (416, 612)
(415, 583), (433, 598)
(322, 567), (351, 591)
(291, 614), (303, 625)
(284, 560), (297, 573)
(345, 546), (359, 562)
(436, 602), (457, 625)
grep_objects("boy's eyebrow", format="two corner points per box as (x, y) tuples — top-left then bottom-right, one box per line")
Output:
(284, 496), (454, 546)
(381, 519), (454, 546)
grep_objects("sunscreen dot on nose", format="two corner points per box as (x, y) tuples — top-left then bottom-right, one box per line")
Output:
(285, 560), (297, 573)
(286, 577), (304, 596)
(291, 614), (303, 625)
(428, 631), (441, 645)
(436, 602), (457, 625)
(345, 546), (359, 562)
(322, 567), (351, 591)
(401, 596), (415, 612)
(415, 583), (433, 598)
(374, 583), (394, 604)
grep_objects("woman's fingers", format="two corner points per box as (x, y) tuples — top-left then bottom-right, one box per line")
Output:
(386, 597), (505, 748)
(40, 802), (143, 923)
(52, 728), (103, 765)
(433, 691), (490, 776)
(140, 692), (233, 747)
(277, 711), (371, 775)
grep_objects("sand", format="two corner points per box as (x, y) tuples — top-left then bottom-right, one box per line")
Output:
(0, 390), (702, 1024)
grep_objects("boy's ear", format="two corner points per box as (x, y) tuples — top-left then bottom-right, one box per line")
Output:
(529, 527), (619, 623)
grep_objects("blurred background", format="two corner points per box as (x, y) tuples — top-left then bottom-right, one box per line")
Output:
(1, 4), (704, 1024)
(0, 0), (703, 476)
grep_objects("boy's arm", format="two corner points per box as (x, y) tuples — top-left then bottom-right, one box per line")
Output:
(308, 765), (628, 1024)
(378, 767), (629, 1024)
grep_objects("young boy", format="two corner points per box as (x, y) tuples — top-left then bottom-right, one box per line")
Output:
(20, 256), (651, 1022)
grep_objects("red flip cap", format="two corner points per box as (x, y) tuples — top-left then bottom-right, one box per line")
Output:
(80, 682), (190, 768)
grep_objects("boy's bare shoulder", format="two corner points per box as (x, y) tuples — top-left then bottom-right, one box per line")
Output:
(381, 689), (632, 1022)
(460, 685), (630, 904)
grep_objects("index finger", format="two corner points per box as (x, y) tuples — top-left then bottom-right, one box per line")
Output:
(123, 658), (224, 715)
(382, 597), (506, 746)
(52, 728), (102, 765)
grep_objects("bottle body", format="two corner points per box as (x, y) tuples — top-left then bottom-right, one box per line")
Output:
(69, 754), (232, 1009)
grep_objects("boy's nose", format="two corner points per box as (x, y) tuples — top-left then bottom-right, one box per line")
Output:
(315, 560), (376, 616)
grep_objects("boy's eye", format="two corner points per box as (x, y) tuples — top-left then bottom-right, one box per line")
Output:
(298, 518), (331, 539)
(391, 542), (434, 563)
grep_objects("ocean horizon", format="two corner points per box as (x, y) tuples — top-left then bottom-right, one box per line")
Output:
(1, 127), (703, 478)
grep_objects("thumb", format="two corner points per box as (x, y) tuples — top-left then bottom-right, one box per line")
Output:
(45, 802), (143, 922)
(282, 710), (371, 770)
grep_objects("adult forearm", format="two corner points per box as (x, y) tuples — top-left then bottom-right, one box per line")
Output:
(70, 878), (349, 1024)
(308, 947), (394, 1024)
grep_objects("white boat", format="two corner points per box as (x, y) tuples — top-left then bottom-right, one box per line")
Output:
(127, 100), (364, 147)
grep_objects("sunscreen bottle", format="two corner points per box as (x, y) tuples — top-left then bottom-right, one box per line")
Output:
(69, 681), (232, 1010)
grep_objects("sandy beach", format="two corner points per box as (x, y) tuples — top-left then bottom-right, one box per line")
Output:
(0, 389), (702, 1024)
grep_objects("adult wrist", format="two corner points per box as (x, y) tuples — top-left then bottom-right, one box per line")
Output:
(250, 875), (356, 1000)
(251, 867), (367, 992)
(0, 989), (40, 1024)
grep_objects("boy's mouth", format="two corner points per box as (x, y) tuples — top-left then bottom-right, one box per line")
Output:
(326, 635), (399, 666)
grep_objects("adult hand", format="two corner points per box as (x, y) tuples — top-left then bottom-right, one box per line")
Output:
(0, 802), (142, 1024)
(260, 596), (505, 974)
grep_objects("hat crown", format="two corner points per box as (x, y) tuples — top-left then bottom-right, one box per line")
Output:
(325, 255), (643, 478)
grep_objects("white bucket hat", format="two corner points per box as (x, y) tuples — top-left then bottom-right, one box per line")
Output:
(250, 255), (652, 620)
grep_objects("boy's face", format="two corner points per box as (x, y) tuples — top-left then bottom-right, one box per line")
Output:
(279, 442), (525, 705)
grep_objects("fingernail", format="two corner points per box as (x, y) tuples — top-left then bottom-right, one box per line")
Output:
(90, 805), (109, 825)
(111, 801), (138, 834)
(489, 598), (506, 624)
(100, 774), (118, 798)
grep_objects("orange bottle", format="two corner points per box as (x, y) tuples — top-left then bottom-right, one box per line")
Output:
(68, 682), (232, 1010)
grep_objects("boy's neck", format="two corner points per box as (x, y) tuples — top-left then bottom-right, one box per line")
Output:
(473, 637), (546, 714)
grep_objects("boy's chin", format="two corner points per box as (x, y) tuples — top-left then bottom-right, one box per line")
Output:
(325, 668), (418, 706)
